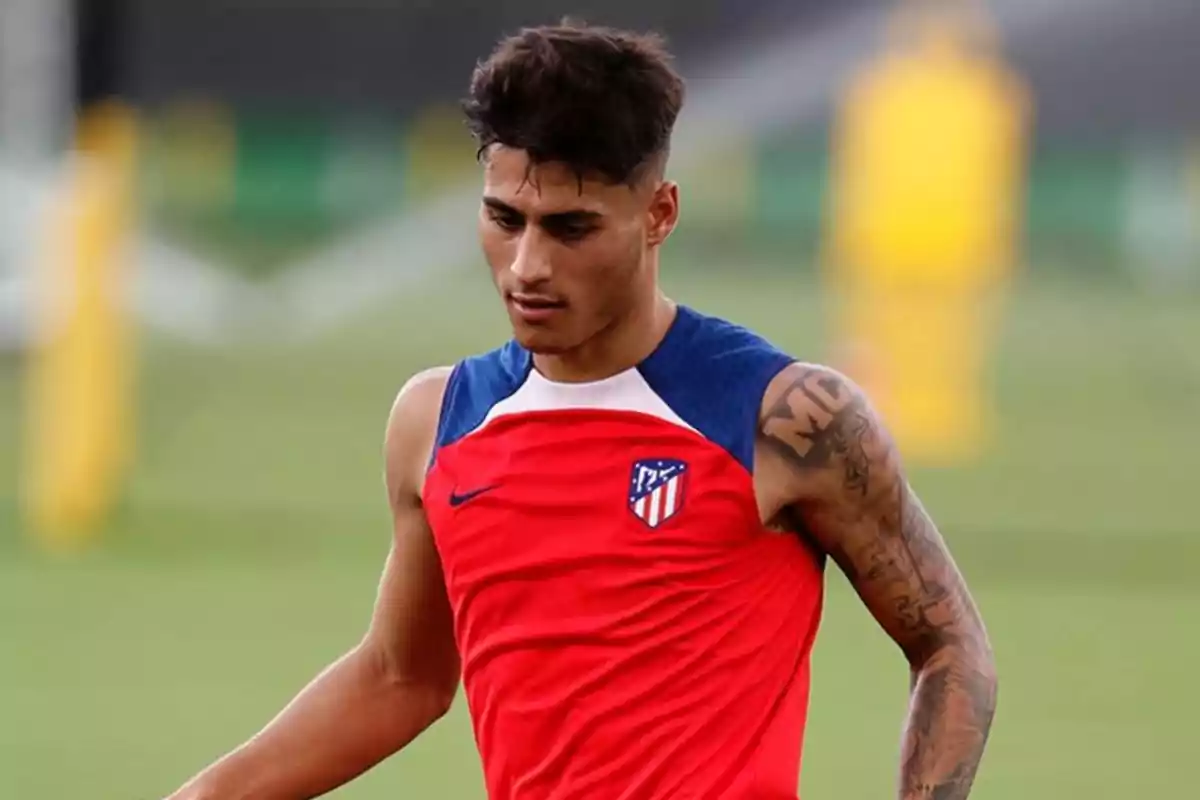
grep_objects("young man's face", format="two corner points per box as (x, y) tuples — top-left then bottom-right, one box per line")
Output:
(478, 146), (678, 356)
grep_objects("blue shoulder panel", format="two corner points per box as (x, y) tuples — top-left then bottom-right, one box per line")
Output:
(638, 305), (794, 473)
(431, 338), (532, 462)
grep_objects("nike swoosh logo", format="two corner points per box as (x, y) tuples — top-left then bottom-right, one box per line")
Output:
(449, 485), (498, 508)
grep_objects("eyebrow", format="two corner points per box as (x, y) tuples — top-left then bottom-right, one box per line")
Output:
(482, 196), (603, 223)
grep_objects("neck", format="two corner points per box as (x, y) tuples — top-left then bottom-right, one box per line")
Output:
(533, 291), (677, 384)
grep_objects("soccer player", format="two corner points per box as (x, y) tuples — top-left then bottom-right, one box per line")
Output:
(167, 22), (996, 800)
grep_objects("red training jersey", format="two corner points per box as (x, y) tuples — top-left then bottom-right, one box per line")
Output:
(423, 306), (825, 799)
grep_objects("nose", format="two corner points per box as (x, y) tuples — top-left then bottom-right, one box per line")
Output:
(509, 228), (552, 284)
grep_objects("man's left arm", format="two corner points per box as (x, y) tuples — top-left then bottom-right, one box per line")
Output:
(761, 363), (998, 800)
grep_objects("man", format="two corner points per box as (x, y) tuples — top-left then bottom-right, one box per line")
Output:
(168, 22), (996, 800)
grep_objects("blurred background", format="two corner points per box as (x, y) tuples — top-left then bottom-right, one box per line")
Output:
(2, 0), (1198, 797)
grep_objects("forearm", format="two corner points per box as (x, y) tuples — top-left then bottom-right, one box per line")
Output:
(170, 644), (454, 800)
(899, 645), (998, 800)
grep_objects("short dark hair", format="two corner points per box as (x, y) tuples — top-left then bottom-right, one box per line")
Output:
(463, 21), (686, 185)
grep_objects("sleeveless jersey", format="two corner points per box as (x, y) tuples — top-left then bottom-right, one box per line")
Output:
(422, 305), (826, 800)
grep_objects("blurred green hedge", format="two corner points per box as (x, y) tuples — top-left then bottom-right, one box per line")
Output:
(136, 106), (1197, 282)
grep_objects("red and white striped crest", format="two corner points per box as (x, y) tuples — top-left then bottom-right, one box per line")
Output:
(628, 459), (688, 529)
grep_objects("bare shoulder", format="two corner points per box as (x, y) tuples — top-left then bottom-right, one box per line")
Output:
(385, 366), (454, 505)
(759, 361), (890, 504)
(387, 366), (453, 430)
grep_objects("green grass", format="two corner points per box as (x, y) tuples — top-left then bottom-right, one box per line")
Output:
(1, 268), (1197, 798)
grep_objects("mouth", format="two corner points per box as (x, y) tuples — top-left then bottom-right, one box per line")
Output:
(508, 293), (567, 323)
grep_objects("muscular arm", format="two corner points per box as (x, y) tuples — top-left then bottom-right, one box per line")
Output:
(762, 364), (997, 800)
(168, 368), (459, 800)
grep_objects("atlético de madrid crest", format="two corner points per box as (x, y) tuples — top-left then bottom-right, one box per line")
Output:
(628, 459), (688, 529)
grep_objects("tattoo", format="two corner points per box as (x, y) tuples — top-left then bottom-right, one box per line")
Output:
(901, 658), (997, 800)
(761, 364), (996, 800)
(888, 481), (996, 800)
(761, 367), (872, 495)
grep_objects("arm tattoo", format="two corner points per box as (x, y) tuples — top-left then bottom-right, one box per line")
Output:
(762, 365), (997, 800)
(762, 367), (872, 495)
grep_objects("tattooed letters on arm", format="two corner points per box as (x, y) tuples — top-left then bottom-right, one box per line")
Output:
(761, 364), (998, 800)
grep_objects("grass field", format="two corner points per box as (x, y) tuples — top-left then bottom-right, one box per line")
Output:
(2, 267), (1198, 799)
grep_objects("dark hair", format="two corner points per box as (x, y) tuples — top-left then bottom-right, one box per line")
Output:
(463, 21), (686, 185)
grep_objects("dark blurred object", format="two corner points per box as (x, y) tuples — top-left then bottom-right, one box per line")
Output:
(112, 0), (874, 116)
(74, 0), (128, 108)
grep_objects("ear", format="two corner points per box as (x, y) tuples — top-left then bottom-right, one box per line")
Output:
(645, 181), (680, 247)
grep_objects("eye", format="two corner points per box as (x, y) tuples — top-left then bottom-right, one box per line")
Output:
(488, 209), (524, 232)
(547, 221), (596, 243)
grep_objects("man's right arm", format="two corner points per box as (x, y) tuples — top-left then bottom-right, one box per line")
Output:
(168, 367), (459, 800)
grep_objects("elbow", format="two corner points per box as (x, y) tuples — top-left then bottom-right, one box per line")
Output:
(968, 643), (999, 711)
(910, 633), (998, 695)
(401, 675), (457, 727)
(966, 631), (999, 693)
(362, 640), (458, 722)
(391, 678), (455, 724)
(951, 630), (997, 678)
(936, 633), (993, 681)
(915, 617), (996, 674)
(969, 646), (999, 728)
(919, 636), (999, 719)
(421, 679), (457, 722)
(980, 643), (999, 703)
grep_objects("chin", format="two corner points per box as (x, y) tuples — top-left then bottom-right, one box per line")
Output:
(512, 326), (575, 355)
